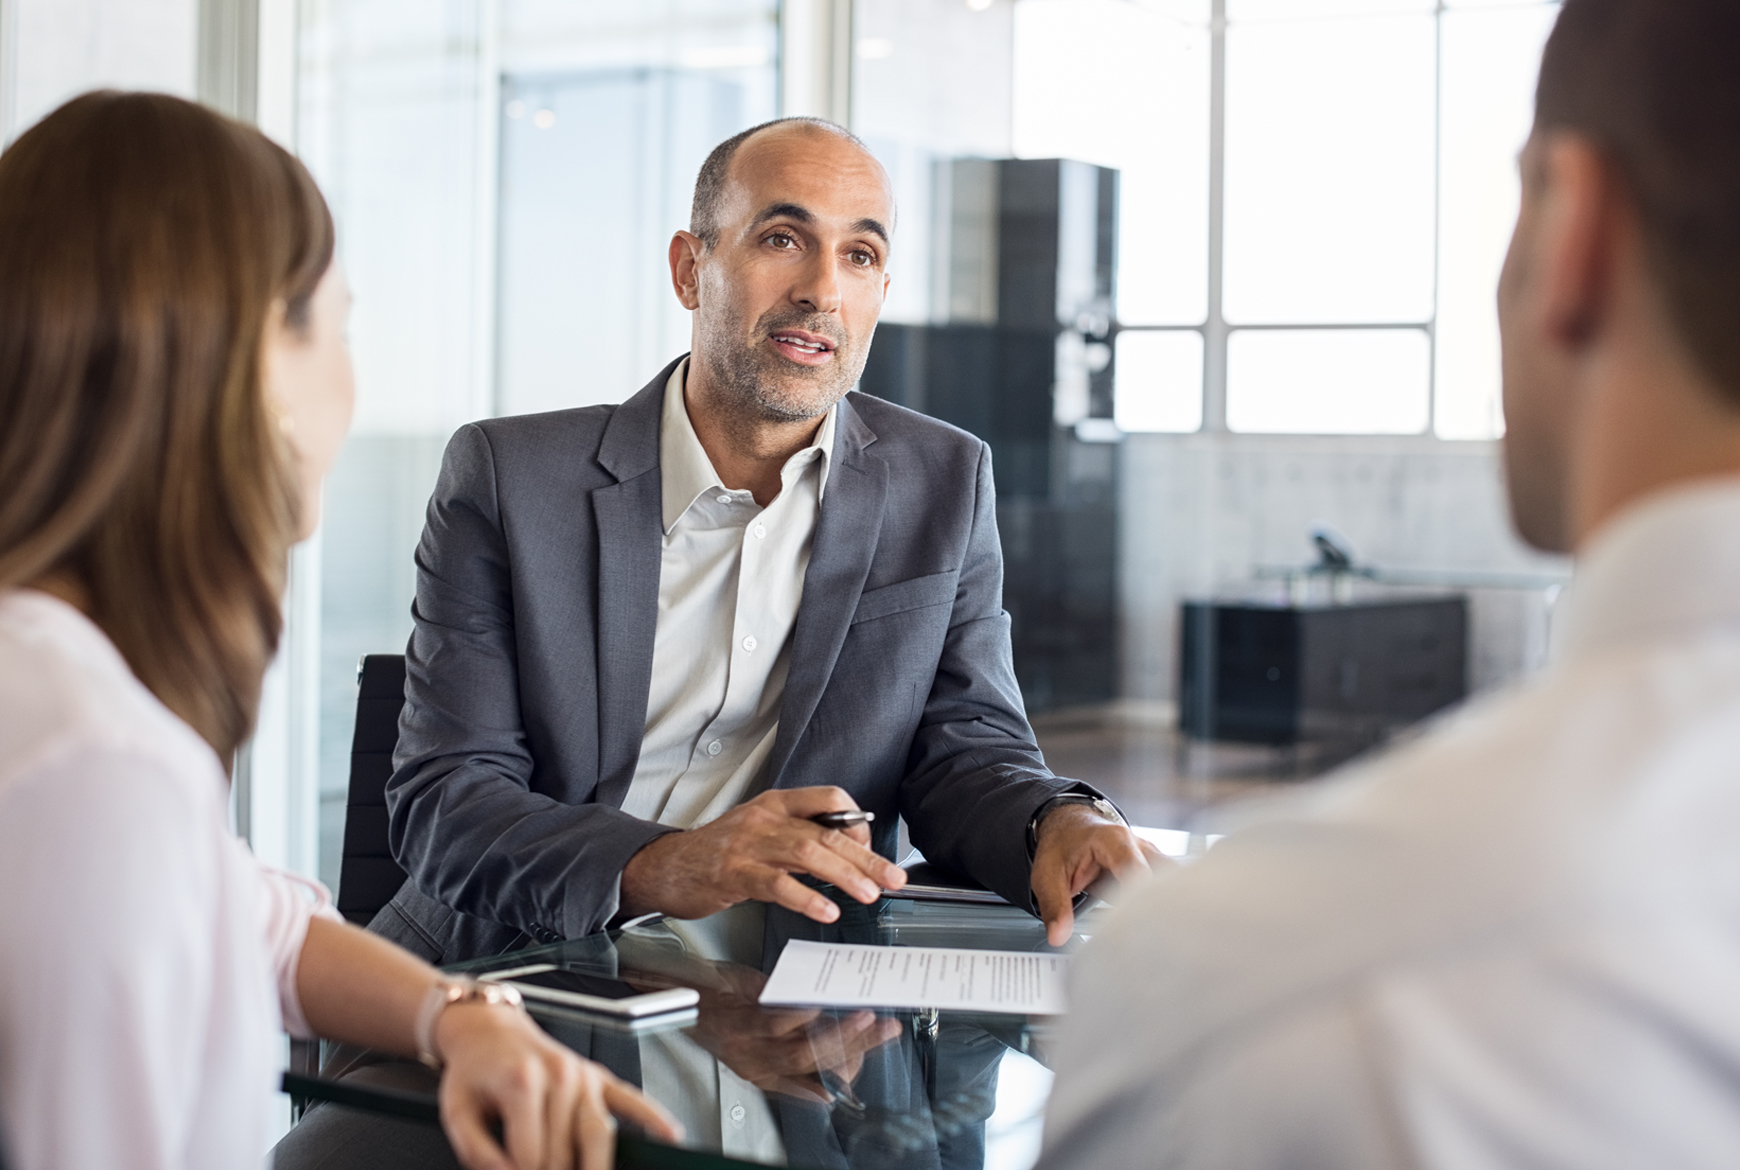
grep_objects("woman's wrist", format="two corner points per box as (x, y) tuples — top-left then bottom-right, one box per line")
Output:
(415, 977), (524, 1069)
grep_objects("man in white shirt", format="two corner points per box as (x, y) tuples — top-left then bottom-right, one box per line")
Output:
(1041, 1), (1740, 1166)
(377, 116), (1152, 967)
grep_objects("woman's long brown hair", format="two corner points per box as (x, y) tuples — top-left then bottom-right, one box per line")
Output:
(0, 92), (334, 760)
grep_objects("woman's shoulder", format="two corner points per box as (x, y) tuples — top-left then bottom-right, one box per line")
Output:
(0, 589), (224, 804)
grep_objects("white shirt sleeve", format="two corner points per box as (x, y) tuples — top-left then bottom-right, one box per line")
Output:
(247, 853), (343, 1040)
(0, 744), (255, 1170)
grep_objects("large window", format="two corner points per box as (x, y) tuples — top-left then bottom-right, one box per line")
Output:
(1015, 0), (1558, 439)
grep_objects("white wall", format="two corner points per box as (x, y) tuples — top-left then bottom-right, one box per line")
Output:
(1120, 434), (1571, 706)
(0, 0), (197, 140)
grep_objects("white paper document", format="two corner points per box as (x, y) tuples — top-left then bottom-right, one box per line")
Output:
(758, 940), (1070, 1015)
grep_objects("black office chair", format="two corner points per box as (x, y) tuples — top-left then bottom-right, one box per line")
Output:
(336, 654), (410, 926)
(291, 653), (411, 1118)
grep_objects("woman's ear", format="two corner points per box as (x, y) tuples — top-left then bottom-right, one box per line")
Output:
(257, 266), (356, 542)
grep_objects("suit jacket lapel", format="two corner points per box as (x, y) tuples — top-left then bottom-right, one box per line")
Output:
(590, 357), (679, 807)
(766, 395), (887, 787)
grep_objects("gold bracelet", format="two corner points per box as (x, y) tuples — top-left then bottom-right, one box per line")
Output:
(414, 977), (524, 1070)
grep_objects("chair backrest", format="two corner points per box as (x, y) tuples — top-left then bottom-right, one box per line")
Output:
(336, 654), (409, 926)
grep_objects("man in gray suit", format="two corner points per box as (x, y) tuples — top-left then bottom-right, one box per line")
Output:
(373, 116), (1155, 967)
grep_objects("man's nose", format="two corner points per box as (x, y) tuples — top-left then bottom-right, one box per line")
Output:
(791, 249), (842, 314)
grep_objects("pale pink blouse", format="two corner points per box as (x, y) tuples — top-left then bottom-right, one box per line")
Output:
(0, 589), (339, 1170)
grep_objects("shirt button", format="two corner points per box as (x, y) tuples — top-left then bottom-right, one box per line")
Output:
(729, 1102), (746, 1127)
(742, 635), (757, 652)
(707, 740), (723, 756)
(752, 523), (766, 539)
(716, 494), (731, 504)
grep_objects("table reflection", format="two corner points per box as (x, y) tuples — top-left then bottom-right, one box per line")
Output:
(278, 893), (1084, 1170)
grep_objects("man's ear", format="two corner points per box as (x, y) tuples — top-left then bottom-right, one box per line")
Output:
(669, 230), (705, 310)
(1533, 134), (1620, 350)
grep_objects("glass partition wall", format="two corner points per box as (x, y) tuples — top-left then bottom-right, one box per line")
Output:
(295, 0), (778, 890)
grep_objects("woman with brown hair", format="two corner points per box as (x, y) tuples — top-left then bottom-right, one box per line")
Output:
(0, 92), (678, 1170)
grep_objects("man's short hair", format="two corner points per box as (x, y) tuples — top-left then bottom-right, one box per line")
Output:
(688, 117), (869, 249)
(1537, 0), (1740, 399)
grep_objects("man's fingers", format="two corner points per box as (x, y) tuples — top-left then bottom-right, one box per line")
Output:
(1102, 831), (1155, 881)
(1046, 900), (1077, 947)
(762, 789), (905, 886)
(763, 870), (842, 922)
(770, 785), (862, 819)
(602, 1078), (684, 1145)
(829, 830), (908, 890)
(1032, 857), (1077, 947)
(799, 825), (906, 892)
(784, 833), (892, 903)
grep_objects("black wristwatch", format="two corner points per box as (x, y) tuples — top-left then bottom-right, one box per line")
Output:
(1026, 792), (1126, 859)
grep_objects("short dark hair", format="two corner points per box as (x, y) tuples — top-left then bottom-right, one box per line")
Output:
(1537, 0), (1740, 398)
(688, 116), (869, 248)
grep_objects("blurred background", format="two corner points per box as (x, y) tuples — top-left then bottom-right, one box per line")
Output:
(0, 0), (1567, 908)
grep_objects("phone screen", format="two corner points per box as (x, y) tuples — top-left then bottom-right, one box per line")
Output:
(506, 969), (645, 1000)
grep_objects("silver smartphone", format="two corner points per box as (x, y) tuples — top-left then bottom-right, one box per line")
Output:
(479, 964), (699, 1020)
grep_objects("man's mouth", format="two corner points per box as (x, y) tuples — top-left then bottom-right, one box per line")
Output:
(768, 329), (839, 366)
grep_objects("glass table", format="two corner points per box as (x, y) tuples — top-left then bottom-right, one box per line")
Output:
(286, 889), (1101, 1170)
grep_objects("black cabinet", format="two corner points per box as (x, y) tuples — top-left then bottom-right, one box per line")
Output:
(858, 159), (1120, 713)
(1180, 597), (1468, 746)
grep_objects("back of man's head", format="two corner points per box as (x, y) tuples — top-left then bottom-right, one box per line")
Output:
(1537, 0), (1740, 398)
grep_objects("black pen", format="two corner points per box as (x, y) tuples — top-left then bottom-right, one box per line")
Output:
(810, 809), (875, 830)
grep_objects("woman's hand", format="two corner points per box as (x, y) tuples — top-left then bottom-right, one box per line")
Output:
(434, 1000), (683, 1170)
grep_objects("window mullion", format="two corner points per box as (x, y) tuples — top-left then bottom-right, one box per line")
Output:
(1204, 0), (1229, 433)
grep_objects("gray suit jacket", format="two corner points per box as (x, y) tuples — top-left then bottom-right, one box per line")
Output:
(378, 356), (1092, 962)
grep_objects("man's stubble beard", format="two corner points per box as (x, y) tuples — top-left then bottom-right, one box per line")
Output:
(697, 302), (869, 426)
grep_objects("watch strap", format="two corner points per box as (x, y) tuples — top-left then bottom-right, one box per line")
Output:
(414, 977), (524, 1070)
(1026, 792), (1126, 858)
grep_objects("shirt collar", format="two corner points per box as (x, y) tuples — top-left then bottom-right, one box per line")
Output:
(658, 357), (836, 534)
(1555, 477), (1740, 663)
(1, 588), (140, 692)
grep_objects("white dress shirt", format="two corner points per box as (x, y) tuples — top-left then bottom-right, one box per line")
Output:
(612, 360), (835, 1163)
(0, 589), (339, 1170)
(1042, 479), (1740, 1170)
(621, 357), (834, 830)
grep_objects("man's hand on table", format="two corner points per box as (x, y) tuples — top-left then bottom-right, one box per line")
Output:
(620, 787), (907, 924)
(1031, 804), (1169, 946)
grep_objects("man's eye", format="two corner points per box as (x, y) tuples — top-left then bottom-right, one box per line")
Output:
(769, 232), (796, 248)
(850, 250), (875, 267)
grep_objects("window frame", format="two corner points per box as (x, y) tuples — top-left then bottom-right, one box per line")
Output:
(1116, 0), (1453, 438)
